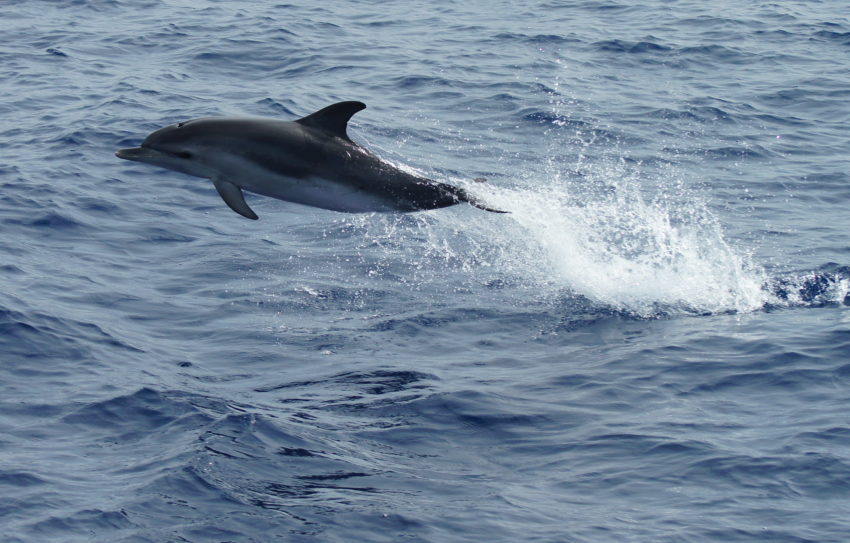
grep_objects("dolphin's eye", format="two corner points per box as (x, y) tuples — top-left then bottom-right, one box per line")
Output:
(176, 151), (192, 159)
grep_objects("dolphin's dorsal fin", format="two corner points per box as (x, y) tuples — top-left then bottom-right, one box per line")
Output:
(296, 101), (366, 141)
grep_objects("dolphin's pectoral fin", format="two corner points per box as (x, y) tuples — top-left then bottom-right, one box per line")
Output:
(213, 179), (259, 220)
(295, 101), (366, 142)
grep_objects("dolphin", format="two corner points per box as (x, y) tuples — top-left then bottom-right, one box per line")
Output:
(115, 101), (505, 220)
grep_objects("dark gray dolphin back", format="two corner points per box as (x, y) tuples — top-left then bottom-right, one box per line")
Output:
(295, 101), (366, 142)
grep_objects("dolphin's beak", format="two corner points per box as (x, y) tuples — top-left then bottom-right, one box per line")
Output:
(116, 146), (172, 164)
(115, 147), (148, 161)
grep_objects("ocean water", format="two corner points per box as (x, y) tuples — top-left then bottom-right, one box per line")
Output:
(1, 1), (849, 541)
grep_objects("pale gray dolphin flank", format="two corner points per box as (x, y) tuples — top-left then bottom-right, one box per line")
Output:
(115, 101), (505, 220)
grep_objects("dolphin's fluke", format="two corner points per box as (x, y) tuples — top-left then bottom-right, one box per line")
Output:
(470, 200), (510, 213)
(466, 178), (508, 211)
(453, 186), (509, 213)
(214, 178), (259, 220)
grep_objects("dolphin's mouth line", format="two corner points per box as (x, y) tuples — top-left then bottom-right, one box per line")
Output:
(115, 145), (185, 162)
(116, 145), (156, 161)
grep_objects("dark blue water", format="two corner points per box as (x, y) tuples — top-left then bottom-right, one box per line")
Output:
(2, 1), (850, 542)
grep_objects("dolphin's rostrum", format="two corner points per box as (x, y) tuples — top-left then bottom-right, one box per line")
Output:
(116, 101), (505, 219)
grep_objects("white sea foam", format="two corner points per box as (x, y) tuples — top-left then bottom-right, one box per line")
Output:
(418, 146), (777, 317)
(345, 165), (847, 316)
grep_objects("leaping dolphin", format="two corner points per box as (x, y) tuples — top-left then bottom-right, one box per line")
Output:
(115, 101), (505, 220)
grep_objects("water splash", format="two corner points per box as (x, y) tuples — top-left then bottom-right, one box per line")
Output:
(341, 84), (847, 317)
(336, 152), (773, 317)
(341, 168), (848, 318)
(456, 159), (771, 317)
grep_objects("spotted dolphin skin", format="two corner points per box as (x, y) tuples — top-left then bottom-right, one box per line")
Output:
(115, 101), (505, 220)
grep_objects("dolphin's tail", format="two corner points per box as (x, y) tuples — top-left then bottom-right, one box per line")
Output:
(427, 181), (509, 213)
(457, 182), (509, 214)
(468, 198), (510, 213)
